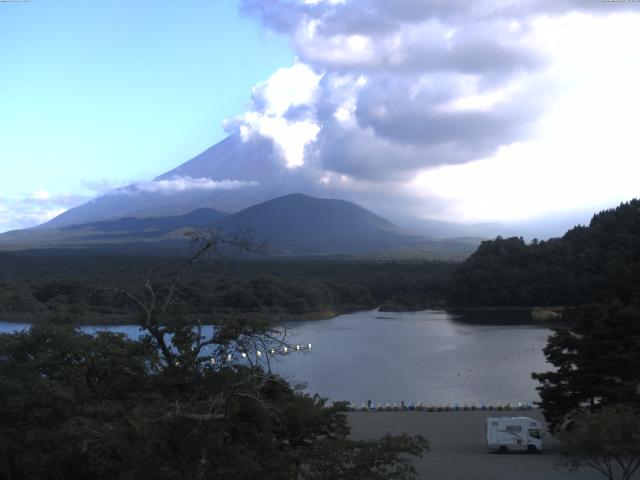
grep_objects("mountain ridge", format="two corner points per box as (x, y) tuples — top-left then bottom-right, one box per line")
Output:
(40, 135), (290, 229)
(63, 208), (227, 233)
(0, 193), (484, 257)
(211, 193), (417, 253)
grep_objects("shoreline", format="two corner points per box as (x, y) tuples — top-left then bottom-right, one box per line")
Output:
(444, 305), (566, 312)
(0, 305), (571, 327)
(0, 308), (353, 327)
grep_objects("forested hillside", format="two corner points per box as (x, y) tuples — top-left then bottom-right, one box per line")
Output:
(447, 199), (640, 306)
(0, 255), (455, 323)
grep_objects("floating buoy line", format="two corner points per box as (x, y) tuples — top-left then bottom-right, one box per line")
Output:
(203, 342), (312, 366)
(346, 401), (537, 413)
(202, 340), (543, 413)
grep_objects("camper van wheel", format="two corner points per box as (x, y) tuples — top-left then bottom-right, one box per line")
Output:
(499, 446), (508, 454)
(527, 445), (537, 454)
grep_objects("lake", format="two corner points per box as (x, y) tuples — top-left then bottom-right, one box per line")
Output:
(0, 309), (553, 407)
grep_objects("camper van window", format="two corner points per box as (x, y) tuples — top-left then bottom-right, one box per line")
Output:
(506, 425), (522, 433)
(491, 422), (498, 426)
(528, 429), (541, 439)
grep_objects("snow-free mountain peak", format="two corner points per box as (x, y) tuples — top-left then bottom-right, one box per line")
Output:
(213, 193), (416, 253)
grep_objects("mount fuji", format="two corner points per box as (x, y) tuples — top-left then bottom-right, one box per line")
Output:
(42, 135), (298, 229)
(0, 134), (489, 255)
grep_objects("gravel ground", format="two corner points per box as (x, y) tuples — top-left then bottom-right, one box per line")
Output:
(348, 410), (604, 480)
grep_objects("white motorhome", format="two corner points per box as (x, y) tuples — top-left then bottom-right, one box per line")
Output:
(486, 416), (544, 453)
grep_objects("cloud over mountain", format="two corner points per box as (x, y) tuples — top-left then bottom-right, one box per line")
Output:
(135, 178), (258, 194)
(5, 1), (639, 233)
(231, 0), (640, 223)
(236, 0), (555, 179)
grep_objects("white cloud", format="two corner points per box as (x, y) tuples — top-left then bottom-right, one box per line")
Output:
(135, 177), (257, 194)
(35, 208), (67, 223)
(237, 0), (555, 180)
(0, 204), (8, 225)
(0, 179), (143, 232)
(237, 1), (640, 223)
(31, 190), (51, 201)
(0, 174), (258, 233)
(0, 194), (82, 232)
(81, 179), (132, 196)
(227, 62), (322, 168)
(253, 62), (321, 115)
(409, 12), (640, 222)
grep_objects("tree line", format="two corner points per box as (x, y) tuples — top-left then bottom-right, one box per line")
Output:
(447, 199), (640, 307)
(0, 255), (457, 323)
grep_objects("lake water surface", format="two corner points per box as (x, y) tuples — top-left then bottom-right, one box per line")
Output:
(0, 310), (553, 406)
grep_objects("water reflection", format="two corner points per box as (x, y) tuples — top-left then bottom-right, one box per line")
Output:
(276, 310), (553, 406)
(448, 309), (553, 326)
(0, 309), (554, 406)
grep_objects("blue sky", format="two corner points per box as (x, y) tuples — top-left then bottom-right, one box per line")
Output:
(0, 0), (292, 229)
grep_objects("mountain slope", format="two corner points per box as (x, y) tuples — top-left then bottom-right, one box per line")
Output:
(155, 135), (278, 182)
(31, 133), (518, 241)
(447, 199), (640, 306)
(212, 193), (419, 253)
(41, 135), (291, 229)
(64, 208), (226, 234)
(0, 194), (483, 257)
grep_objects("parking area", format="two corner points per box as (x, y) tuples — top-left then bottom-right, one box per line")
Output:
(348, 410), (602, 480)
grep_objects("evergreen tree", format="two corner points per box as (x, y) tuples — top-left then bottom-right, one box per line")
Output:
(532, 302), (640, 432)
(448, 199), (640, 306)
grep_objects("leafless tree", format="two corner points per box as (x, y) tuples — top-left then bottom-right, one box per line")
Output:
(107, 228), (310, 423)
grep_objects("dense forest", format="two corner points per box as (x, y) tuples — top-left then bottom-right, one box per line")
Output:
(0, 233), (430, 479)
(447, 199), (640, 306)
(0, 253), (457, 324)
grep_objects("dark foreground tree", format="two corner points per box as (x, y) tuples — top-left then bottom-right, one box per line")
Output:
(0, 230), (428, 479)
(0, 320), (428, 480)
(558, 405), (640, 480)
(532, 301), (640, 432)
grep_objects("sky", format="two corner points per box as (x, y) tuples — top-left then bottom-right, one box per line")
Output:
(1, 0), (640, 233)
(0, 0), (292, 230)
